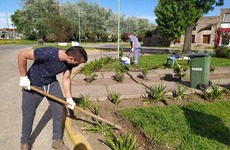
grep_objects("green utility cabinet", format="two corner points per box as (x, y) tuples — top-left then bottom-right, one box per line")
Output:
(188, 53), (211, 90)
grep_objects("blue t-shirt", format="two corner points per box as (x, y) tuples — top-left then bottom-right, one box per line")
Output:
(28, 47), (72, 86)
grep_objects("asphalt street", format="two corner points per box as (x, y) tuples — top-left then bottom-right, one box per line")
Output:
(0, 45), (58, 150)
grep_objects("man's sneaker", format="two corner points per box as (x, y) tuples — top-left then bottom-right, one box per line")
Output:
(20, 143), (31, 150)
(52, 139), (69, 150)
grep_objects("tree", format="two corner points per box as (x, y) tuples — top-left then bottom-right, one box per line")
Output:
(61, 0), (155, 42)
(12, 0), (156, 41)
(11, 10), (24, 33)
(48, 15), (75, 42)
(154, 0), (186, 46)
(11, 0), (57, 40)
(155, 0), (224, 53)
(181, 0), (224, 53)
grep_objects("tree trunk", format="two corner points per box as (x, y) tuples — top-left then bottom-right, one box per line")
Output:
(182, 25), (194, 54)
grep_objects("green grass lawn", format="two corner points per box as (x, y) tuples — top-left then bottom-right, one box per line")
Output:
(101, 54), (230, 71)
(137, 54), (230, 68)
(119, 101), (230, 150)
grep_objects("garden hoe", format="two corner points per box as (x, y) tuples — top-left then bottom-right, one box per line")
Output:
(126, 50), (132, 58)
(169, 50), (182, 68)
(31, 86), (122, 131)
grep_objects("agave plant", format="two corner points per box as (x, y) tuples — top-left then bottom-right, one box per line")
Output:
(107, 91), (121, 105)
(171, 83), (188, 100)
(103, 132), (140, 150)
(85, 121), (112, 136)
(203, 86), (226, 101)
(138, 65), (149, 80)
(89, 102), (100, 115)
(79, 94), (92, 110)
(144, 84), (168, 102)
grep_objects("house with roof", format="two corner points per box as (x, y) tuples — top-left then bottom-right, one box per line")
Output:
(0, 28), (22, 39)
(143, 8), (230, 48)
(215, 8), (230, 47)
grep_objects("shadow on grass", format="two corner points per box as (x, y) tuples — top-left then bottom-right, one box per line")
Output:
(182, 107), (230, 146)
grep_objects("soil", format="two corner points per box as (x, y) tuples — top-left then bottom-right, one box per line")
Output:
(70, 71), (230, 150)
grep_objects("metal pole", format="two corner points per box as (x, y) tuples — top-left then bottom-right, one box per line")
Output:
(79, 9), (81, 44)
(117, 0), (120, 59)
(12, 24), (15, 40)
(6, 12), (9, 39)
(6, 12), (9, 29)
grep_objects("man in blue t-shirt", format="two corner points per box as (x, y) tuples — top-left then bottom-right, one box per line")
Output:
(18, 46), (88, 150)
(128, 34), (141, 65)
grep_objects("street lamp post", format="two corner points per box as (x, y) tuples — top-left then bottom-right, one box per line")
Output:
(117, 0), (120, 59)
(12, 24), (15, 40)
(79, 8), (81, 44)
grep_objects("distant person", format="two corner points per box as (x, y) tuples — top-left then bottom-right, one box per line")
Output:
(39, 38), (44, 45)
(18, 46), (88, 150)
(128, 34), (141, 65)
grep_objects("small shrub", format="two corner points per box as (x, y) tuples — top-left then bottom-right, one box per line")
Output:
(81, 64), (97, 83)
(86, 121), (112, 136)
(81, 57), (114, 82)
(137, 65), (150, 79)
(84, 73), (98, 83)
(141, 65), (149, 79)
(79, 94), (92, 109)
(203, 86), (226, 101)
(214, 45), (230, 58)
(112, 62), (129, 83)
(107, 91), (121, 105)
(89, 102), (100, 116)
(103, 132), (140, 150)
(171, 83), (188, 100)
(143, 84), (168, 102)
(113, 72), (124, 83)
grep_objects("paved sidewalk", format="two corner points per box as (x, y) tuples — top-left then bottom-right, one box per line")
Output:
(71, 67), (230, 101)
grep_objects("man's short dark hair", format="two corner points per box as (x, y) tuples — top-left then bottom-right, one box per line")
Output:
(66, 46), (88, 63)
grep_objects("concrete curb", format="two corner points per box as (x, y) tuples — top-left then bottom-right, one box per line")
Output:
(65, 117), (93, 150)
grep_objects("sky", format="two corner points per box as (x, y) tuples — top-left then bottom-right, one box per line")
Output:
(0, 0), (229, 28)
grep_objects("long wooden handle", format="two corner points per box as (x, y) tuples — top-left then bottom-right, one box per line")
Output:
(31, 86), (122, 130)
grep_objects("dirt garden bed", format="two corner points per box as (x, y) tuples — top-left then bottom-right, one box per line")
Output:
(70, 71), (230, 150)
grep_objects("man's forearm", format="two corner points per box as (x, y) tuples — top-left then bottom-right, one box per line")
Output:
(62, 70), (72, 99)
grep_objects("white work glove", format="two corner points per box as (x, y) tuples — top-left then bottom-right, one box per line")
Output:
(19, 76), (31, 90)
(66, 98), (76, 110)
(131, 48), (134, 52)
